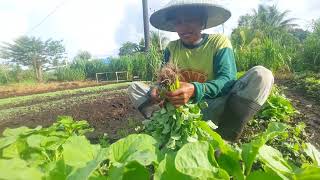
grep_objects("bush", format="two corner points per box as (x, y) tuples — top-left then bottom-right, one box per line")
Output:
(55, 67), (86, 81)
(234, 37), (294, 73)
(297, 20), (320, 72)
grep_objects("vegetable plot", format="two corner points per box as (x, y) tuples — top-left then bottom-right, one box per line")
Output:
(0, 117), (319, 179)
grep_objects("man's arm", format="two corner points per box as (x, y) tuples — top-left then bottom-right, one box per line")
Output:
(192, 47), (237, 103)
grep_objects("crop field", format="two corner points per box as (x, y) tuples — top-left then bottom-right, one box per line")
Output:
(0, 73), (320, 179)
(0, 82), (144, 141)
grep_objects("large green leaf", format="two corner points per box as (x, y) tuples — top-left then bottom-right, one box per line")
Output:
(294, 165), (320, 180)
(2, 139), (27, 158)
(246, 170), (282, 180)
(27, 134), (47, 149)
(63, 136), (100, 168)
(0, 158), (43, 180)
(304, 143), (320, 166)
(242, 122), (287, 175)
(0, 136), (17, 149)
(108, 161), (150, 180)
(2, 126), (41, 137)
(45, 160), (72, 180)
(108, 134), (158, 166)
(154, 153), (192, 180)
(175, 141), (229, 179)
(67, 148), (108, 180)
(216, 147), (244, 180)
(258, 145), (294, 179)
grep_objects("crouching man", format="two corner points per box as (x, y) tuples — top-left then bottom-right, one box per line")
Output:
(128, 0), (274, 141)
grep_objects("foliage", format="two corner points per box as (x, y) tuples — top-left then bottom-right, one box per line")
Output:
(119, 42), (141, 56)
(257, 87), (297, 122)
(0, 36), (66, 82)
(291, 72), (320, 103)
(56, 67), (86, 81)
(73, 50), (92, 61)
(1, 116), (319, 180)
(298, 20), (320, 72)
(231, 4), (301, 73)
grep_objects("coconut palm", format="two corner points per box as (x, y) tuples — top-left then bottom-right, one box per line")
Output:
(251, 5), (297, 31)
(139, 31), (169, 51)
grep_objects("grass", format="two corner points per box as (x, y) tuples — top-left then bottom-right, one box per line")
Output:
(0, 82), (131, 109)
(0, 81), (101, 98)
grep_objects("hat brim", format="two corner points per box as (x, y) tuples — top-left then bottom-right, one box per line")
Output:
(150, 4), (231, 32)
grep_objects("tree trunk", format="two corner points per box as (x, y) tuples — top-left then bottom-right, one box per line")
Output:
(32, 58), (43, 82)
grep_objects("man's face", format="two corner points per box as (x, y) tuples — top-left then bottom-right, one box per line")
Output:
(173, 13), (203, 45)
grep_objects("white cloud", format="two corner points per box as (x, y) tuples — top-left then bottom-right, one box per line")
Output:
(0, 12), (28, 43)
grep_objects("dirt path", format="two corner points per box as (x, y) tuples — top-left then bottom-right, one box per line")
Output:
(280, 85), (320, 148)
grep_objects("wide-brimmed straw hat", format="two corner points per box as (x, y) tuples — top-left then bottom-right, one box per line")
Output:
(150, 0), (231, 32)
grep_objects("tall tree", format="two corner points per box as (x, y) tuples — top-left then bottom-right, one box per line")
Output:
(139, 31), (169, 51)
(252, 5), (297, 32)
(118, 42), (140, 56)
(0, 36), (66, 82)
(74, 50), (92, 61)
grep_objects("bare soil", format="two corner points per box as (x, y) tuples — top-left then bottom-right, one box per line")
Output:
(0, 89), (144, 141)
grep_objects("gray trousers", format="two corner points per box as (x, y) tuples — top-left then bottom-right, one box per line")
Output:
(127, 66), (274, 124)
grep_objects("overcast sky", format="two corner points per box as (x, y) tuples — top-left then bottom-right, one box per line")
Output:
(0, 0), (319, 59)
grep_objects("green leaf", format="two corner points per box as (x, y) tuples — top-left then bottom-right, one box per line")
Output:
(242, 122), (287, 175)
(108, 134), (158, 166)
(67, 148), (108, 180)
(304, 143), (320, 166)
(154, 153), (192, 180)
(217, 147), (244, 180)
(0, 158), (43, 180)
(196, 121), (225, 150)
(27, 134), (46, 149)
(2, 126), (41, 137)
(258, 145), (294, 179)
(0, 136), (17, 149)
(45, 160), (72, 180)
(246, 171), (282, 180)
(2, 139), (27, 158)
(175, 141), (229, 179)
(63, 136), (100, 168)
(294, 165), (320, 180)
(108, 161), (150, 180)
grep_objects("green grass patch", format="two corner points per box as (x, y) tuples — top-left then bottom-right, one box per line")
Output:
(0, 82), (131, 109)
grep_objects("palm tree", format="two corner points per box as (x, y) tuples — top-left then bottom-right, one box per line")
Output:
(139, 31), (169, 51)
(252, 5), (297, 31)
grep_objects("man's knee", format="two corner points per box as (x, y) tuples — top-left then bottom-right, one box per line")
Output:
(127, 82), (150, 108)
(236, 66), (274, 105)
(250, 66), (274, 88)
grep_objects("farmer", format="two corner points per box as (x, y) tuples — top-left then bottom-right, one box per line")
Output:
(128, 0), (274, 141)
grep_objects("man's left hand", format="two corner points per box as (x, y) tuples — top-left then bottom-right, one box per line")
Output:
(166, 82), (195, 107)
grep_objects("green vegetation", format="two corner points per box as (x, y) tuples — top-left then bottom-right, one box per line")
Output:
(0, 36), (65, 82)
(291, 73), (320, 103)
(0, 113), (319, 179)
(0, 82), (131, 109)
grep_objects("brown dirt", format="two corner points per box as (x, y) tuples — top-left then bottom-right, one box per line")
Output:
(0, 90), (144, 141)
(0, 81), (110, 99)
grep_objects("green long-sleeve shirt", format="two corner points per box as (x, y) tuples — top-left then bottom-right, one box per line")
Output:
(163, 34), (237, 103)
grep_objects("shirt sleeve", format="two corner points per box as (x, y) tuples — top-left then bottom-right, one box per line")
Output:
(192, 47), (237, 103)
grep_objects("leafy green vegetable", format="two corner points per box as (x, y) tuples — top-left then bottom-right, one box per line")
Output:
(175, 141), (229, 179)
(304, 143), (320, 166)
